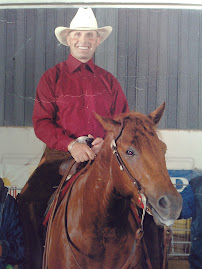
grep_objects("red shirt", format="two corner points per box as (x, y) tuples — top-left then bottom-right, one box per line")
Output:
(32, 54), (129, 152)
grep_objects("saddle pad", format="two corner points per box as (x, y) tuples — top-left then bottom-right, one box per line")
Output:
(43, 173), (77, 226)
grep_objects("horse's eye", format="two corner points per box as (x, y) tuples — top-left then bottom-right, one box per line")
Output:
(126, 149), (135, 156)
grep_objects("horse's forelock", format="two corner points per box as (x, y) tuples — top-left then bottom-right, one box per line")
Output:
(120, 113), (159, 151)
(122, 113), (157, 135)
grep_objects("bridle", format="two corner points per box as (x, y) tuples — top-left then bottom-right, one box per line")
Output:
(110, 122), (151, 226)
(110, 121), (172, 269)
(111, 139), (142, 191)
(43, 122), (171, 269)
(109, 122), (154, 268)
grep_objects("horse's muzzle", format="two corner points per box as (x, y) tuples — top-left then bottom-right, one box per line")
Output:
(148, 193), (182, 226)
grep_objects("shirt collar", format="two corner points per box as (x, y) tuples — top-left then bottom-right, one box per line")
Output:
(67, 54), (95, 73)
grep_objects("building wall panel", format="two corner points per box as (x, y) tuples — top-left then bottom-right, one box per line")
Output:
(0, 8), (201, 129)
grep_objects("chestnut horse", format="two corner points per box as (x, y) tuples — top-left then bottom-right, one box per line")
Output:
(43, 103), (182, 269)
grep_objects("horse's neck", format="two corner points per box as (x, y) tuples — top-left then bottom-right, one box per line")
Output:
(79, 139), (131, 227)
(66, 138), (138, 257)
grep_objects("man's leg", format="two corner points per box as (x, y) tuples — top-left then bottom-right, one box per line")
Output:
(17, 160), (63, 269)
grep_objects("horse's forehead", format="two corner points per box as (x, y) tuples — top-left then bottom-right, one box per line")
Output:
(123, 114), (155, 135)
(121, 115), (164, 150)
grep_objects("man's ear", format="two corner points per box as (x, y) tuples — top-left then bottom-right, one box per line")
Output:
(96, 34), (101, 47)
(66, 34), (70, 46)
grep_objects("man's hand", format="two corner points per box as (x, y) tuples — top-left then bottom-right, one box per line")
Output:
(68, 141), (95, 163)
(68, 135), (104, 163)
(89, 135), (104, 155)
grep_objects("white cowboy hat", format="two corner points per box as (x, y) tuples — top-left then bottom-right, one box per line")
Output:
(55, 7), (112, 46)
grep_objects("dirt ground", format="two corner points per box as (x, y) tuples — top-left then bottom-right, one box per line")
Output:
(168, 257), (189, 269)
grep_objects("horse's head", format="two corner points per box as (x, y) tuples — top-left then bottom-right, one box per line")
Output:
(95, 103), (182, 226)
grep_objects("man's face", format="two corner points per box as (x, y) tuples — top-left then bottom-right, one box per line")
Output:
(66, 30), (101, 63)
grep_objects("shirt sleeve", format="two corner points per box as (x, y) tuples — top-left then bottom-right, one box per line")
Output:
(0, 195), (24, 265)
(32, 71), (73, 152)
(179, 184), (196, 219)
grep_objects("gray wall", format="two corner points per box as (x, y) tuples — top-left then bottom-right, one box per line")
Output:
(0, 8), (201, 129)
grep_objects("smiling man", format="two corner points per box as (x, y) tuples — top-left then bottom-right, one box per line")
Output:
(18, 8), (129, 269)
(67, 31), (100, 63)
(32, 7), (129, 163)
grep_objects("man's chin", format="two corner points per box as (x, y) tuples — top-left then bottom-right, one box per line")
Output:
(71, 51), (94, 62)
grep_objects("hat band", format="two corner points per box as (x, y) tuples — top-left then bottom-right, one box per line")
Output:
(69, 27), (98, 30)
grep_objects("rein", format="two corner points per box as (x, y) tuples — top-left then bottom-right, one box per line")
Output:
(42, 159), (92, 269)
(42, 159), (76, 269)
(46, 159), (93, 269)
(43, 124), (171, 269)
(64, 160), (93, 268)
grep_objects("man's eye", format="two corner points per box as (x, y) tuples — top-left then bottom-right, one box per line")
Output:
(126, 150), (135, 156)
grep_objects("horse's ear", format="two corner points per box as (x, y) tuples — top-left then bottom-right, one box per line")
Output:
(95, 113), (121, 131)
(148, 102), (166, 125)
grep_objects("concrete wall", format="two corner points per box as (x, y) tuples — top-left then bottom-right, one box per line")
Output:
(0, 127), (44, 188)
(160, 129), (202, 170)
(0, 127), (201, 189)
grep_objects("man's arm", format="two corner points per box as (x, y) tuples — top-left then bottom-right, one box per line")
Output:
(180, 184), (196, 219)
(32, 72), (74, 152)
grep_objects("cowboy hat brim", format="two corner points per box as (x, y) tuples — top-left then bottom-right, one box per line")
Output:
(55, 26), (112, 46)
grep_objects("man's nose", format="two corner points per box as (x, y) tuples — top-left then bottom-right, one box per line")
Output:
(79, 34), (88, 43)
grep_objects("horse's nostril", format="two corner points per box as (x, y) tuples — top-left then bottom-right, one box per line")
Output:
(158, 196), (170, 209)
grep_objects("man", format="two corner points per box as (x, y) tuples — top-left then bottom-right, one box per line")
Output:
(32, 7), (129, 163)
(0, 178), (24, 269)
(18, 7), (129, 269)
(180, 176), (202, 269)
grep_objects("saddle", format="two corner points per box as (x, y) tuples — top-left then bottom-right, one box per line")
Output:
(59, 158), (78, 176)
(43, 159), (89, 226)
(43, 137), (94, 175)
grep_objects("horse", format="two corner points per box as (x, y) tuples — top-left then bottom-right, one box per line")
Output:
(42, 102), (182, 269)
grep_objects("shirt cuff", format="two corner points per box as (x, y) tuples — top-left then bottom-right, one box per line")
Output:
(68, 140), (77, 152)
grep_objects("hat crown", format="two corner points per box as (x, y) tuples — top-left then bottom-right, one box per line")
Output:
(70, 7), (98, 29)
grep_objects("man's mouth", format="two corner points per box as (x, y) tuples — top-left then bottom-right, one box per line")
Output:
(78, 46), (89, 50)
